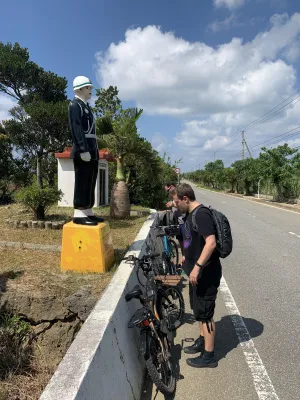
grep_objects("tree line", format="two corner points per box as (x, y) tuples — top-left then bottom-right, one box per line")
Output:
(183, 144), (300, 202)
(0, 42), (178, 218)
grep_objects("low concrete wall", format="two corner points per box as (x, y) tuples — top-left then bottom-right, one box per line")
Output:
(40, 211), (163, 400)
(254, 193), (274, 200)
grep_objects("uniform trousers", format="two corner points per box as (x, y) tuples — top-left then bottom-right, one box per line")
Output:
(73, 158), (99, 210)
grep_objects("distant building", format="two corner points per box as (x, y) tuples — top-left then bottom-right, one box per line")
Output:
(54, 148), (115, 207)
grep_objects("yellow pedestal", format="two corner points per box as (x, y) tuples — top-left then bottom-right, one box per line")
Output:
(60, 222), (115, 273)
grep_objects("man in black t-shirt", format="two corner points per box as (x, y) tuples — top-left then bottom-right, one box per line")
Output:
(173, 183), (222, 368)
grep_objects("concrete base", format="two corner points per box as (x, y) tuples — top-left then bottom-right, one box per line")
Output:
(60, 221), (114, 273)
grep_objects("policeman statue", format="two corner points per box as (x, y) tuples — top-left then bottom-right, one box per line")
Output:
(68, 76), (104, 226)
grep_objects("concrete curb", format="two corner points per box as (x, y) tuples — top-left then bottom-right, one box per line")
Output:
(0, 241), (62, 252)
(40, 210), (163, 400)
(0, 211), (155, 253)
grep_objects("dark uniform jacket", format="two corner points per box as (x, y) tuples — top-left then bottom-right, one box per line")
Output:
(68, 97), (99, 160)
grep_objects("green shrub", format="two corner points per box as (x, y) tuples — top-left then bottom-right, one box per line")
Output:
(16, 184), (63, 220)
(0, 314), (32, 379)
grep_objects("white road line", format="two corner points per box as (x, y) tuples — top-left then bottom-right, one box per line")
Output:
(220, 277), (279, 400)
(289, 231), (300, 239)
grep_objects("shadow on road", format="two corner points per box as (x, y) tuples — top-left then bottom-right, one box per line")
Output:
(215, 315), (264, 361)
(182, 312), (195, 325)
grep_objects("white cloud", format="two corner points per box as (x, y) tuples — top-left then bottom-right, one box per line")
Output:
(151, 132), (168, 154)
(213, 0), (246, 10)
(209, 14), (263, 33)
(209, 14), (237, 32)
(204, 136), (229, 150)
(175, 102), (300, 168)
(96, 14), (300, 118)
(175, 120), (220, 148)
(284, 42), (300, 62)
(96, 13), (300, 169)
(0, 94), (15, 123)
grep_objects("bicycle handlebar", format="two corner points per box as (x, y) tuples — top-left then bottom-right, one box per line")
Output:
(123, 253), (160, 262)
(153, 224), (179, 230)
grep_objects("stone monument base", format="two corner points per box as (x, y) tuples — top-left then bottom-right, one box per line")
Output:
(60, 222), (114, 273)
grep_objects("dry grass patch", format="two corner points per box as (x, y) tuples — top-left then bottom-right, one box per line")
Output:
(0, 249), (114, 298)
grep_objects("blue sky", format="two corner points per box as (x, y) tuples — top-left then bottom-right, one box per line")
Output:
(1, 0), (300, 171)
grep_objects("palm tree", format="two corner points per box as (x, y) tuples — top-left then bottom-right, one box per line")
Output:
(97, 108), (143, 219)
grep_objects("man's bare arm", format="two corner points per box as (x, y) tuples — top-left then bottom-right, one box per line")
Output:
(189, 234), (216, 286)
(197, 234), (216, 266)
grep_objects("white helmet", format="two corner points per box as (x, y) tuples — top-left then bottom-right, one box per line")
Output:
(73, 76), (93, 91)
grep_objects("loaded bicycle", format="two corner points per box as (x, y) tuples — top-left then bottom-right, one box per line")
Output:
(125, 253), (184, 331)
(153, 221), (182, 275)
(124, 253), (184, 395)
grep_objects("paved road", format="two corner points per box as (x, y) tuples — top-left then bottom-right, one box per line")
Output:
(142, 182), (300, 400)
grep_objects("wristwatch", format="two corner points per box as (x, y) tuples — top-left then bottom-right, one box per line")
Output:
(196, 262), (203, 268)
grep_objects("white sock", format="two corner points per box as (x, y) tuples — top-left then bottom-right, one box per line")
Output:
(85, 208), (94, 216)
(74, 209), (88, 218)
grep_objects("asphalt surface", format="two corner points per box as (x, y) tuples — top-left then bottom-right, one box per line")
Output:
(141, 182), (300, 400)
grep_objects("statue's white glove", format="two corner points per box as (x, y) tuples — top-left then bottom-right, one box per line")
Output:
(80, 152), (91, 162)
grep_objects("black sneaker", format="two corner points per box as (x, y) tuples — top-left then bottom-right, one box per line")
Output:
(183, 336), (204, 355)
(73, 217), (98, 226)
(88, 215), (105, 223)
(186, 352), (218, 368)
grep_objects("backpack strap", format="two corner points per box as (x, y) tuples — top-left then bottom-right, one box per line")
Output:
(191, 205), (206, 233)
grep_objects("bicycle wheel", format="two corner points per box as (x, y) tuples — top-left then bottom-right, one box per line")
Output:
(145, 334), (176, 395)
(157, 287), (185, 331)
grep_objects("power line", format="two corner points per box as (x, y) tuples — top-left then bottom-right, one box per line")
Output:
(245, 138), (253, 158)
(227, 130), (300, 165)
(213, 131), (240, 154)
(248, 126), (300, 150)
(252, 132), (300, 150)
(226, 150), (243, 165)
(240, 90), (300, 131)
(228, 130), (300, 161)
(243, 96), (300, 132)
(213, 89), (300, 156)
(210, 149), (248, 153)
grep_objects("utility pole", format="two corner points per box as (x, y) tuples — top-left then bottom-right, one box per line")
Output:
(242, 131), (245, 160)
(245, 140), (253, 158)
(241, 130), (252, 159)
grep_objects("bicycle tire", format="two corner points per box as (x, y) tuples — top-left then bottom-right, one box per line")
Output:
(145, 338), (176, 396)
(157, 286), (185, 331)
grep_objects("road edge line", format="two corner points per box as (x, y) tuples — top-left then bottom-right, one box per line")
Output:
(220, 276), (279, 400)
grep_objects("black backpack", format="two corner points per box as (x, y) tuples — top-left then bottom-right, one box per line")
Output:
(158, 210), (181, 236)
(191, 205), (233, 258)
(159, 210), (174, 226)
